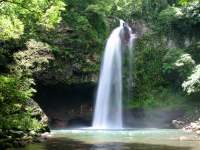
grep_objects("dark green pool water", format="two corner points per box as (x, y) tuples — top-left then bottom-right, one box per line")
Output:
(12, 129), (200, 150)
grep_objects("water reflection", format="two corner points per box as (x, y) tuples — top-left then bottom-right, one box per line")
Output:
(90, 143), (124, 150)
(14, 129), (200, 150)
(18, 138), (193, 150)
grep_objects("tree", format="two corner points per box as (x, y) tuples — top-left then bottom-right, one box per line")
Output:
(0, 0), (66, 40)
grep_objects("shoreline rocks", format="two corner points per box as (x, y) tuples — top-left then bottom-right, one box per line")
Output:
(0, 129), (51, 149)
(183, 118), (200, 135)
(172, 120), (185, 129)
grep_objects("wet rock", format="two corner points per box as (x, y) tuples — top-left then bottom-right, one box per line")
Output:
(7, 135), (12, 139)
(172, 120), (185, 129)
(33, 136), (45, 143)
(179, 136), (190, 141)
(183, 118), (200, 136)
(8, 130), (24, 138)
(190, 122), (200, 130)
(22, 135), (33, 141)
(18, 140), (27, 147)
(41, 132), (52, 139)
(196, 130), (200, 135)
(179, 136), (198, 141)
(0, 128), (48, 149)
(29, 130), (36, 136)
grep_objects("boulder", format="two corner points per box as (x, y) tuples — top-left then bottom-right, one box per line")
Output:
(196, 130), (200, 135)
(29, 130), (36, 136)
(8, 130), (24, 138)
(183, 118), (200, 136)
(33, 136), (45, 143)
(172, 120), (185, 129)
(179, 136), (189, 141)
(41, 132), (52, 139)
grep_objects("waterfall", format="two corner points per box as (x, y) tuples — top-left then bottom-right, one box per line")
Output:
(92, 20), (135, 129)
(127, 34), (137, 102)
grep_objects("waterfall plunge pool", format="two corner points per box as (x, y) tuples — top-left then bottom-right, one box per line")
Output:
(14, 129), (200, 150)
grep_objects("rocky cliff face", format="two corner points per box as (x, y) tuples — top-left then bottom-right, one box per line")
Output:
(32, 21), (101, 85)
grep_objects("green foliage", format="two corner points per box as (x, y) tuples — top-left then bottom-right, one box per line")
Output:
(131, 32), (197, 109)
(38, 1), (66, 30)
(182, 65), (200, 94)
(11, 39), (54, 77)
(63, 0), (113, 52)
(111, 0), (143, 19)
(0, 76), (35, 105)
(0, 0), (66, 40)
(129, 88), (186, 110)
(135, 33), (166, 89)
(156, 0), (200, 35)
(0, 15), (24, 40)
(0, 114), (42, 130)
(140, 0), (169, 21)
(159, 6), (183, 24)
(162, 48), (183, 74)
(86, 0), (114, 16)
(179, 0), (195, 6)
(0, 39), (52, 131)
(131, 33), (171, 109)
(181, 1), (200, 25)
(163, 49), (195, 84)
(0, 75), (36, 129)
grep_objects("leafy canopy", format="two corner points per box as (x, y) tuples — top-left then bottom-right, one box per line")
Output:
(0, 0), (66, 40)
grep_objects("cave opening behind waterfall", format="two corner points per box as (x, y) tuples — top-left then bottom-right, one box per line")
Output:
(34, 83), (95, 129)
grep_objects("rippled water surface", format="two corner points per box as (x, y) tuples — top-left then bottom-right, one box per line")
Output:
(14, 129), (200, 150)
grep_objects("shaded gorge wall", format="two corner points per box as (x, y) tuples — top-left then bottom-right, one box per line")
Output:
(34, 83), (96, 129)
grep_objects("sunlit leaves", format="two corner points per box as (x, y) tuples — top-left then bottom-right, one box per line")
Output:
(175, 54), (195, 67)
(38, 0), (66, 30)
(0, 113), (42, 130)
(182, 65), (200, 94)
(11, 39), (54, 77)
(0, 15), (24, 40)
(0, 75), (36, 104)
(86, 0), (114, 16)
(174, 53), (195, 80)
(0, 0), (66, 40)
(112, 0), (142, 19)
(179, 0), (194, 6)
(158, 0), (200, 31)
(162, 48), (184, 74)
(159, 6), (183, 24)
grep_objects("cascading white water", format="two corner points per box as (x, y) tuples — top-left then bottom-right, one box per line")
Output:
(92, 20), (135, 129)
(127, 34), (137, 101)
